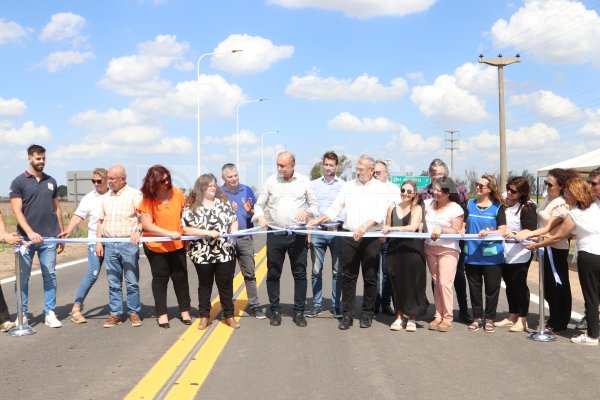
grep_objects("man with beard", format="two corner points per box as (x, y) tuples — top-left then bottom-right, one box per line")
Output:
(9, 144), (64, 328)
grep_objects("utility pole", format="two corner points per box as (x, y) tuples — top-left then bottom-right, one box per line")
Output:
(445, 130), (459, 180)
(479, 54), (520, 189)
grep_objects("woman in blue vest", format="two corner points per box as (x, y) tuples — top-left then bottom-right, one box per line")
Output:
(465, 174), (506, 333)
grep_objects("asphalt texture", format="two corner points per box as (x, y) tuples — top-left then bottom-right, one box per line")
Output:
(1, 235), (599, 400)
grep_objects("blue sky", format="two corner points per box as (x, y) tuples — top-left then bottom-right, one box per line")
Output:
(1, 0), (599, 194)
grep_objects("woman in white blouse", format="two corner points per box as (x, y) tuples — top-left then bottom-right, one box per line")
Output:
(528, 178), (600, 346)
(423, 177), (464, 332)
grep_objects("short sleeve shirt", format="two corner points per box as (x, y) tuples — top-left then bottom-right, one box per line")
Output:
(138, 187), (185, 252)
(73, 189), (109, 240)
(221, 183), (256, 230)
(181, 198), (237, 264)
(537, 196), (569, 250)
(423, 200), (464, 251)
(9, 171), (60, 237)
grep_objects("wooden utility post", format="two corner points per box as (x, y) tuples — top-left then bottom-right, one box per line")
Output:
(479, 55), (520, 189)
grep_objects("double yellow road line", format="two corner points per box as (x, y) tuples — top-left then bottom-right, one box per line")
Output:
(125, 245), (267, 399)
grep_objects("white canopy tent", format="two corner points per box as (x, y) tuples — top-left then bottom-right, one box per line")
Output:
(537, 148), (600, 177)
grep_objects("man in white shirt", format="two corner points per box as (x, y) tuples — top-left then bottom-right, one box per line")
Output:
(374, 160), (400, 316)
(254, 151), (319, 327)
(308, 155), (388, 330)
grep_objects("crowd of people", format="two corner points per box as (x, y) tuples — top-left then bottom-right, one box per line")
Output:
(2, 144), (599, 347)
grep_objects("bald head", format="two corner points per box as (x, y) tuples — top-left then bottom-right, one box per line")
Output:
(107, 165), (127, 191)
(277, 151), (295, 181)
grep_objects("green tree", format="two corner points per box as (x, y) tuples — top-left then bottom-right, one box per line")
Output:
(57, 185), (67, 201)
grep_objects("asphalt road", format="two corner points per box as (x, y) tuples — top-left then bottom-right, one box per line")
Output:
(1, 235), (598, 400)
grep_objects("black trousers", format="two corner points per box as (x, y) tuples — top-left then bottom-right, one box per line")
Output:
(455, 246), (469, 311)
(266, 233), (307, 313)
(466, 264), (502, 320)
(0, 284), (10, 323)
(144, 245), (191, 316)
(577, 251), (600, 339)
(501, 256), (533, 317)
(194, 259), (235, 318)
(543, 247), (571, 331)
(341, 237), (381, 319)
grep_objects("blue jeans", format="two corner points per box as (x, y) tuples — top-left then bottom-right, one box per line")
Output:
(310, 234), (342, 311)
(18, 239), (57, 315)
(104, 242), (140, 316)
(376, 243), (392, 309)
(73, 244), (104, 305)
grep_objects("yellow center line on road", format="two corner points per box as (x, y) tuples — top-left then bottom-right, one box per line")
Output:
(125, 245), (267, 400)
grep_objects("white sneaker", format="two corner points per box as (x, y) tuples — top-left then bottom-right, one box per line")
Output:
(45, 311), (62, 328)
(406, 319), (417, 332)
(1, 321), (16, 332)
(570, 334), (598, 346)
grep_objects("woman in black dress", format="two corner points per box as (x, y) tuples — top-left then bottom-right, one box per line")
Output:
(383, 180), (428, 332)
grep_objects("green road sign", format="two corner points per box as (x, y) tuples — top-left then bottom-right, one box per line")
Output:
(391, 175), (431, 190)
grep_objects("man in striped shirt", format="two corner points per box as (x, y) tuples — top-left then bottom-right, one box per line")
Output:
(95, 165), (143, 328)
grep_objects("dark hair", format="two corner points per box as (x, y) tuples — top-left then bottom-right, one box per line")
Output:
(428, 158), (449, 176)
(589, 167), (600, 179)
(27, 144), (46, 156)
(322, 151), (338, 165)
(433, 177), (460, 204)
(507, 176), (534, 213)
(565, 177), (595, 210)
(549, 168), (579, 196)
(185, 173), (228, 210)
(141, 165), (172, 199)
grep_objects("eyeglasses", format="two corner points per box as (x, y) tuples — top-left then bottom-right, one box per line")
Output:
(91, 179), (103, 184)
(159, 178), (170, 185)
(373, 171), (383, 176)
(106, 176), (122, 181)
(506, 187), (518, 195)
(544, 180), (554, 188)
(476, 184), (488, 189)
(401, 188), (414, 194)
(588, 180), (600, 187)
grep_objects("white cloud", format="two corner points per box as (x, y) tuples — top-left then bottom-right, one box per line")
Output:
(99, 34), (189, 97)
(204, 129), (258, 146)
(327, 112), (403, 132)
(268, 0), (437, 19)
(490, 0), (600, 65)
(464, 123), (560, 151)
(42, 50), (95, 72)
(131, 76), (245, 119)
(39, 12), (88, 46)
(286, 71), (408, 101)
(411, 74), (489, 123)
(454, 63), (497, 96)
(0, 121), (51, 146)
(0, 97), (26, 117)
(510, 90), (582, 121)
(70, 108), (148, 132)
(212, 34), (293, 74)
(386, 129), (443, 153)
(0, 18), (29, 45)
(579, 120), (600, 137)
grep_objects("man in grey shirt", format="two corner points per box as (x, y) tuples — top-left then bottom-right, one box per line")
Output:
(254, 151), (319, 327)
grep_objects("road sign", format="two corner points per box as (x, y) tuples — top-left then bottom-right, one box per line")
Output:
(391, 175), (430, 190)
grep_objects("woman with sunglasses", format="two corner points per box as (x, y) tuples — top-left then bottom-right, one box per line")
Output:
(516, 168), (578, 332)
(139, 165), (191, 328)
(527, 177), (600, 345)
(423, 177), (464, 332)
(182, 174), (239, 330)
(464, 175), (506, 333)
(497, 177), (537, 332)
(59, 168), (109, 324)
(383, 180), (427, 332)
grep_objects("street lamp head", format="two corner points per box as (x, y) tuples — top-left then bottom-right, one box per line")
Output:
(479, 54), (483, 59)
(232, 49), (243, 53)
(498, 53), (503, 58)
(515, 53), (520, 58)
(259, 98), (267, 102)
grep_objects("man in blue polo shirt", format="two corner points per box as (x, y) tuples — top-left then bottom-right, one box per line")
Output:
(221, 163), (266, 319)
(9, 144), (64, 328)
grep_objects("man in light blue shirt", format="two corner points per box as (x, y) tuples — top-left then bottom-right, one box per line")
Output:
(307, 151), (345, 317)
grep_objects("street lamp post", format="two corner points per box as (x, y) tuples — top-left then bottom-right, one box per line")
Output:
(236, 98), (266, 169)
(261, 130), (280, 191)
(197, 49), (242, 177)
(479, 54), (520, 189)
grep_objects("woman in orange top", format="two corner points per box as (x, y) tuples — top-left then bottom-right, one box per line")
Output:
(139, 165), (191, 328)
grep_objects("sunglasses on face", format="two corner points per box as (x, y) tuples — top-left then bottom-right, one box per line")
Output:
(159, 178), (170, 185)
(506, 187), (519, 195)
(400, 188), (414, 194)
(544, 180), (554, 188)
(476, 184), (488, 189)
(588, 180), (600, 187)
(91, 179), (103, 184)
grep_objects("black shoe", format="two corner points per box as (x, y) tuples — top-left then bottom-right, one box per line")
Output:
(181, 318), (192, 326)
(270, 310), (282, 326)
(306, 307), (322, 318)
(157, 320), (170, 329)
(359, 316), (372, 328)
(293, 312), (307, 327)
(576, 316), (588, 330)
(381, 304), (395, 316)
(458, 309), (473, 324)
(338, 316), (353, 330)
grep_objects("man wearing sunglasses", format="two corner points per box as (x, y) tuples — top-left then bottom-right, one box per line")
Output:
(59, 168), (109, 324)
(575, 167), (600, 330)
(418, 158), (471, 323)
(373, 161), (400, 316)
